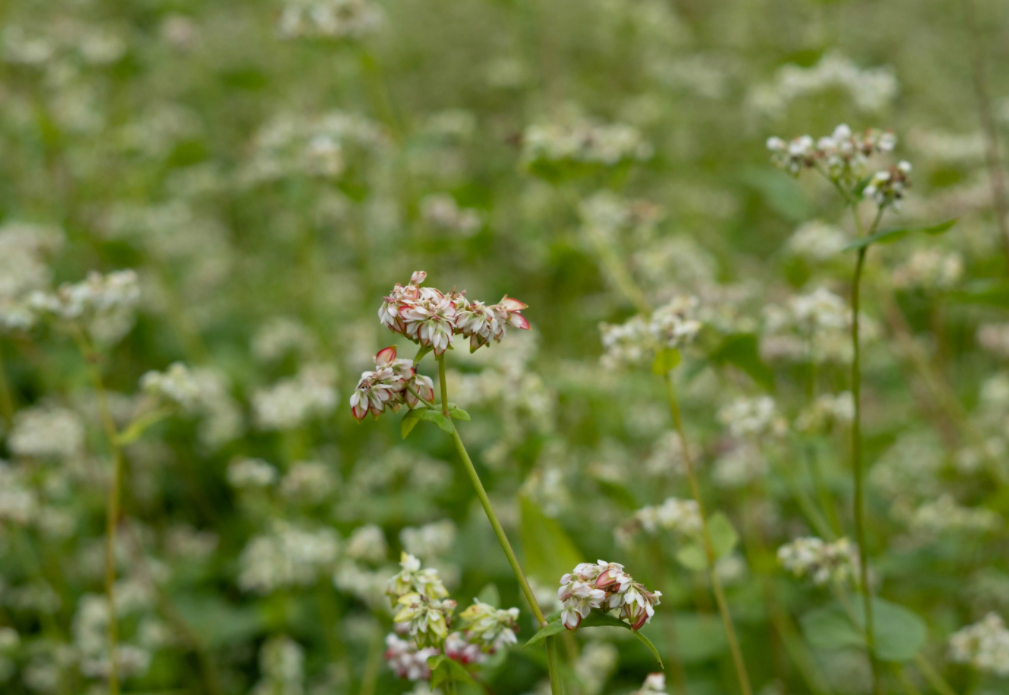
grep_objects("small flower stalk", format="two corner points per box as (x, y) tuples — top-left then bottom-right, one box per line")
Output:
(557, 560), (661, 632)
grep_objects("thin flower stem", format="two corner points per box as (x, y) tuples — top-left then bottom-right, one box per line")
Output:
(849, 203), (884, 695)
(0, 339), (16, 425)
(436, 355), (563, 694)
(913, 653), (958, 695)
(72, 327), (122, 695)
(663, 372), (752, 695)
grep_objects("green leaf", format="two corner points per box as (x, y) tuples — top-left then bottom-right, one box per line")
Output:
(428, 655), (476, 687)
(675, 513), (738, 571)
(476, 583), (500, 608)
(709, 333), (774, 391)
(675, 544), (707, 571)
(416, 408), (455, 432)
(524, 613), (663, 668)
(842, 219), (957, 251)
(948, 279), (1009, 308)
(519, 496), (583, 586)
(523, 618), (568, 649)
(738, 167), (814, 222)
(800, 597), (927, 662)
(651, 347), (682, 375)
(401, 410), (421, 439)
(449, 406), (471, 421)
(708, 512), (739, 558)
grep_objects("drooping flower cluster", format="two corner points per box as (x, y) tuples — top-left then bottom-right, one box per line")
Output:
(767, 124), (896, 182)
(377, 271), (530, 357)
(948, 613), (1009, 676)
(599, 295), (702, 370)
(384, 554), (520, 680)
(278, 0), (383, 41)
(557, 561), (661, 631)
(350, 346), (435, 421)
(863, 160), (912, 209)
(777, 537), (858, 586)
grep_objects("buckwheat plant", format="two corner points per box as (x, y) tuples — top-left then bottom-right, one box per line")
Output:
(351, 272), (565, 692)
(768, 123), (957, 694)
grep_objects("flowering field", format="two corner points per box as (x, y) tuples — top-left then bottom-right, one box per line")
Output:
(2, 0), (1009, 694)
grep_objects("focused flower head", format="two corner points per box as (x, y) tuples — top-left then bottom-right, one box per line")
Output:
(557, 560), (660, 631)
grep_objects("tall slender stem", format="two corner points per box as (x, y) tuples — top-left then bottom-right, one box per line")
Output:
(850, 204), (882, 695)
(663, 373), (752, 695)
(73, 328), (122, 695)
(959, 0), (1009, 276)
(0, 339), (15, 425)
(436, 355), (562, 694)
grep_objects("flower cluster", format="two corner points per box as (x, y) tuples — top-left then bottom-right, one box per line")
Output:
(253, 363), (338, 430)
(377, 271), (530, 356)
(892, 249), (963, 291)
(748, 52), (898, 117)
(948, 613), (1009, 677)
(278, 0), (383, 41)
(557, 560), (661, 631)
(384, 634), (438, 680)
(244, 110), (385, 183)
(384, 554), (520, 679)
(599, 295), (702, 369)
(794, 392), (855, 435)
(140, 362), (210, 412)
(457, 600), (520, 653)
(631, 673), (668, 695)
(521, 120), (653, 172)
(777, 537), (858, 586)
(717, 396), (787, 439)
(767, 124), (895, 182)
(350, 346), (435, 421)
(420, 194), (482, 237)
(863, 160), (912, 209)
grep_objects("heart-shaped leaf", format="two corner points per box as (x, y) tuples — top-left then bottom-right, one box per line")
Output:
(800, 596), (927, 662)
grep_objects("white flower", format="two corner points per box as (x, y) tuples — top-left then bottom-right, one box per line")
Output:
(948, 613), (1009, 676)
(386, 552), (449, 603)
(384, 633), (438, 681)
(778, 537), (858, 586)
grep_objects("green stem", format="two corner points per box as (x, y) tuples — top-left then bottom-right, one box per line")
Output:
(357, 629), (382, 695)
(850, 203), (883, 695)
(0, 339), (15, 425)
(913, 654), (958, 695)
(73, 327), (122, 695)
(436, 355), (562, 694)
(663, 372), (752, 695)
